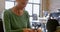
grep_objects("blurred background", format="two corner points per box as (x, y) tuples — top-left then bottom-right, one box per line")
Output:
(0, 0), (60, 32)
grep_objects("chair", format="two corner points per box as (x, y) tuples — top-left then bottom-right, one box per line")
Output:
(0, 19), (4, 32)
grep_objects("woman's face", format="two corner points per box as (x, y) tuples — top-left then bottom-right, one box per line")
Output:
(16, 0), (28, 9)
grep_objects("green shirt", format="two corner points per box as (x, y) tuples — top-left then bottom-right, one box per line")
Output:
(3, 9), (30, 32)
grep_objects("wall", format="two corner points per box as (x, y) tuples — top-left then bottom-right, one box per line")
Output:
(49, 0), (60, 12)
(42, 0), (50, 11)
(42, 0), (50, 17)
(0, 0), (5, 18)
(42, 0), (46, 11)
(42, 0), (60, 13)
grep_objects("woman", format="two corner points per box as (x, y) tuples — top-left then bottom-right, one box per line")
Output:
(3, 0), (30, 32)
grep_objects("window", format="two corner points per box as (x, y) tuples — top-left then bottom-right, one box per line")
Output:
(33, 5), (39, 16)
(5, 1), (14, 9)
(25, 0), (40, 16)
(25, 4), (32, 15)
(5, 0), (41, 17)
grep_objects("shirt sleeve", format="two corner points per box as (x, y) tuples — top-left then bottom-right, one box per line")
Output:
(3, 10), (11, 32)
(26, 11), (31, 28)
